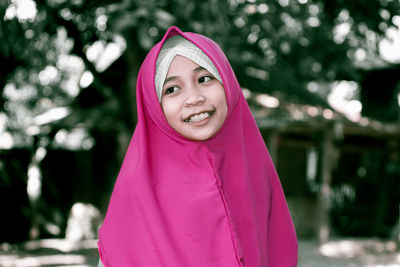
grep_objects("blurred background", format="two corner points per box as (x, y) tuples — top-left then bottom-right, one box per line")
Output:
(0, 0), (400, 266)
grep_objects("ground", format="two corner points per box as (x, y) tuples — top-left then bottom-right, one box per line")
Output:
(299, 239), (400, 267)
(0, 238), (399, 267)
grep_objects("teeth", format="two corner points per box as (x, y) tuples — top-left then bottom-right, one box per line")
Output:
(185, 112), (210, 122)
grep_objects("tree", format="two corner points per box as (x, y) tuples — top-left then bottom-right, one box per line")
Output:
(1, 0), (399, 241)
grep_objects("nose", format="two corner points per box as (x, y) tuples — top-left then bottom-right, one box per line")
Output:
(184, 94), (205, 106)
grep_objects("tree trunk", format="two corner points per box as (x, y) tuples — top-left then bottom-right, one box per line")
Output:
(317, 130), (335, 244)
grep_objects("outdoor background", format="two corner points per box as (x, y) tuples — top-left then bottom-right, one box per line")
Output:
(1, 0), (400, 266)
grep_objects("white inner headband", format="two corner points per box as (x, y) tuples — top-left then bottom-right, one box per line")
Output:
(155, 35), (222, 102)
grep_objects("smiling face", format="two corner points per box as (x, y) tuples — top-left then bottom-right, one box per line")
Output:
(160, 55), (227, 141)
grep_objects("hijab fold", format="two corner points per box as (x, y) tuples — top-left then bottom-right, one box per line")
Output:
(98, 26), (298, 267)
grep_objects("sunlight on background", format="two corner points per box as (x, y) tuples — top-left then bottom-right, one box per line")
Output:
(1, 1), (400, 266)
(328, 81), (362, 122)
(333, 9), (351, 44)
(0, 131), (13, 150)
(86, 35), (127, 72)
(306, 148), (318, 192)
(27, 165), (41, 202)
(322, 109), (334, 120)
(80, 71), (94, 88)
(54, 128), (95, 150)
(305, 79), (363, 122)
(66, 203), (102, 241)
(255, 94), (280, 109)
(27, 147), (46, 202)
(398, 93), (400, 107)
(57, 55), (84, 97)
(33, 107), (70, 126)
(379, 15), (400, 63)
(241, 88), (252, 99)
(316, 239), (400, 267)
(334, 22), (351, 44)
(4, 0), (37, 22)
(0, 254), (88, 267)
(379, 27), (400, 63)
(39, 66), (60, 87)
(0, 113), (13, 149)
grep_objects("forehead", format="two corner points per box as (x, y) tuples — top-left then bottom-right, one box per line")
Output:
(167, 55), (201, 74)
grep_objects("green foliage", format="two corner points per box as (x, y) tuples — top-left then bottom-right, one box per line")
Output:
(222, 0), (399, 105)
(0, 0), (399, 240)
(1, 0), (399, 134)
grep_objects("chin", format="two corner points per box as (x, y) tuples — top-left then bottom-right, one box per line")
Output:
(184, 130), (217, 141)
(184, 135), (208, 141)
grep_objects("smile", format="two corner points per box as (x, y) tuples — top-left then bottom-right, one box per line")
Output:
(184, 112), (213, 123)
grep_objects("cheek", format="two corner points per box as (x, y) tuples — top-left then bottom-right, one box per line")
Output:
(161, 100), (181, 123)
(215, 90), (228, 117)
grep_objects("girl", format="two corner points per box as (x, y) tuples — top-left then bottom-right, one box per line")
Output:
(98, 26), (298, 267)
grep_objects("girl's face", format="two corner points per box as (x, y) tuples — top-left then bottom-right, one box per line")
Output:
(161, 55), (227, 141)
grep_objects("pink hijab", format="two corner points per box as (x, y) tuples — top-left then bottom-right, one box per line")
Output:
(98, 26), (298, 267)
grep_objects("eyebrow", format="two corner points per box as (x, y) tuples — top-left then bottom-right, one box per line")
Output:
(163, 66), (206, 86)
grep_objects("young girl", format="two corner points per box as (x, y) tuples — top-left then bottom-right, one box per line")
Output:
(98, 26), (298, 267)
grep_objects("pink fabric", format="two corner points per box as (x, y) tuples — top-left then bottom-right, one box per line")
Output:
(98, 26), (298, 267)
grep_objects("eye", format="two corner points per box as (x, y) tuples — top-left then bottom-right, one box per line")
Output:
(164, 86), (179, 95)
(198, 75), (213, 84)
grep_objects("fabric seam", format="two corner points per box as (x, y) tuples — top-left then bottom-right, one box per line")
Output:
(205, 144), (244, 267)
